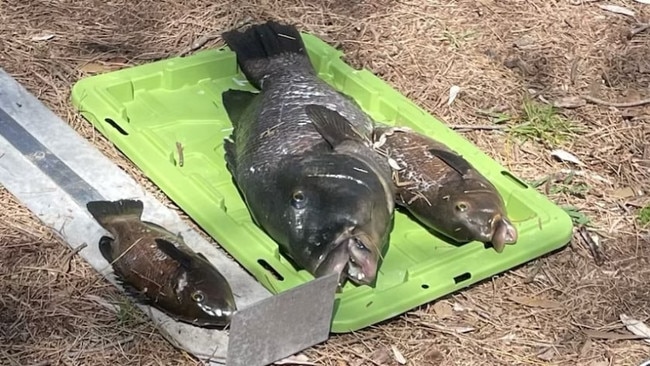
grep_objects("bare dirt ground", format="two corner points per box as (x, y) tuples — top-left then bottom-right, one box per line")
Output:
(1, 0), (650, 365)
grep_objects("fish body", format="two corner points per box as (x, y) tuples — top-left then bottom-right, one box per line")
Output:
(86, 199), (237, 327)
(373, 126), (518, 252)
(221, 21), (395, 286)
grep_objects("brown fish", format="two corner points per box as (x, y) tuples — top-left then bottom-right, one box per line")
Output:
(372, 126), (518, 252)
(86, 199), (237, 327)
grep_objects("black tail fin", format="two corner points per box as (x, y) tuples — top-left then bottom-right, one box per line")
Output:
(86, 199), (144, 227)
(221, 20), (313, 89)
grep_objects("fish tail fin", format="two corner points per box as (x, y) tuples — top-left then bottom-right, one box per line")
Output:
(221, 20), (312, 88)
(86, 199), (144, 227)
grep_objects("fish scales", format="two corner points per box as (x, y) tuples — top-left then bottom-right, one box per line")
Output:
(86, 199), (237, 327)
(374, 126), (518, 253)
(221, 21), (395, 286)
(233, 73), (376, 178)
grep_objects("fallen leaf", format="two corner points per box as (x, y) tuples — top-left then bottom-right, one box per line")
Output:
(388, 157), (403, 171)
(513, 36), (535, 49)
(391, 345), (407, 365)
(368, 348), (391, 365)
(599, 4), (636, 17)
(590, 362), (609, 366)
(31, 33), (55, 41)
(620, 314), (650, 343)
(106, 57), (129, 64)
(448, 85), (461, 106)
(583, 329), (648, 341)
(79, 62), (119, 73)
(453, 326), (476, 333)
(274, 354), (315, 365)
(422, 349), (444, 363)
(579, 338), (592, 358)
(551, 149), (586, 167)
(537, 347), (555, 361)
(558, 168), (612, 184)
(510, 296), (563, 309)
(553, 96), (587, 109)
(612, 187), (636, 199)
(452, 302), (469, 312)
(432, 301), (453, 319)
(634, 0), (650, 4)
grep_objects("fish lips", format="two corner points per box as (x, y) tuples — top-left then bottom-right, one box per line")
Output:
(183, 305), (236, 328)
(489, 215), (518, 253)
(314, 235), (379, 287)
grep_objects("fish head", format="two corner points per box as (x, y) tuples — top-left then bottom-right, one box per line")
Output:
(174, 258), (238, 327)
(279, 153), (394, 286)
(434, 177), (518, 252)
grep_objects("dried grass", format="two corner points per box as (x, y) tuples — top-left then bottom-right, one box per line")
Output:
(1, 0), (650, 365)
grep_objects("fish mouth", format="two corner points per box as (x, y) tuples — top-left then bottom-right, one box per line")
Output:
(489, 215), (518, 253)
(345, 235), (378, 285)
(189, 304), (236, 327)
(314, 233), (379, 287)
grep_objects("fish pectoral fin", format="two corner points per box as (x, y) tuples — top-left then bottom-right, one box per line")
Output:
(428, 148), (473, 176)
(154, 238), (194, 269)
(304, 104), (369, 149)
(98, 236), (115, 263)
(222, 89), (258, 128)
(109, 270), (151, 304)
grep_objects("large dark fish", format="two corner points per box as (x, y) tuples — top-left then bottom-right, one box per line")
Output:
(372, 126), (518, 253)
(86, 199), (237, 327)
(220, 21), (395, 286)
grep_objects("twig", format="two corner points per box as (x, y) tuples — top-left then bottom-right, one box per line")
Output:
(583, 95), (650, 108)
(0, 349), (21, 366)
(59, 242), (88, 274)
(570, 57), (580, 85)
(178, 33), (221, 57)
(176, 142), (184, 167)
(568, 0), (600, 5)
(577, 226), (605, 266)
(68, 336), (135, 356)
(629, 23), (650, 38)
(449, 124), (509, 131)
(28, 361), (51, 366)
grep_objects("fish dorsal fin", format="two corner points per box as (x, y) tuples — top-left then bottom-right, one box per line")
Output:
(154, 238), (193, 269)
(429, 148), (473, 176)
(304, 104), (368, 149)
(86, 199), (144, 225)
(222, 89), (258, 128)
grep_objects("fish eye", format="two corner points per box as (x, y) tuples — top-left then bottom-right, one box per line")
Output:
(455, 202), (469, 212)
(191, 291), (205, 303)
(291, 190), (307, 209)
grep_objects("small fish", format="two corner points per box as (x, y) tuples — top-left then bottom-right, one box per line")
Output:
(86, 199), (237, 327)
(220, 21), (395, 286)
(373, 126), (518, 252)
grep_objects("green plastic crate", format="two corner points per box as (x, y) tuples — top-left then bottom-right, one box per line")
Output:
(70, 32), (573, 333)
